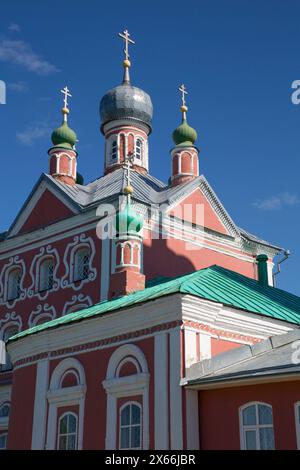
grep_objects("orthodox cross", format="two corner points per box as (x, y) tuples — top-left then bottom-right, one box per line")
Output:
(123, 153), (134, 189)
(179, 84), (188, 108)
(118, 29), (135, 61)
(60, 86), (72, 110)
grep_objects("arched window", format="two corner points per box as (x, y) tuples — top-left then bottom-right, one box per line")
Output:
(6, 267), (21, 301)
(39, 258), (54, 292)
(0, 403), (10, 418)
(240, 402), (275, 450)
(135, 139), (143, 159)
(119, 402), (142, 450)
(0, 433), (7, 450)
(73, 247), (90, 282)
(111, 140), (117, 161)
(57, 413), (78, 450)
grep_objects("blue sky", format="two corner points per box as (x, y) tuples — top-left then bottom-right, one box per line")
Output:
(0, 0), (299, 294)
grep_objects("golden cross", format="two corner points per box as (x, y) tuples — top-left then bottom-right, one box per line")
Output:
(118, 29), (135, 61)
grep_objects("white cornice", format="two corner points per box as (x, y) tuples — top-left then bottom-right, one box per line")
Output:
(7, 294), (183, 366)
(181, 295), (295, 339)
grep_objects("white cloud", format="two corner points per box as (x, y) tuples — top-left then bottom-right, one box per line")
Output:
(8, 81), (28, 92)
(0, 39), (59, 75)
(16, 122), (51, 146)
(252, 192), (299, 210)
(8, 23), (21, 33)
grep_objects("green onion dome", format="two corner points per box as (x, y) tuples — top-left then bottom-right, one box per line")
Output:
(172, 119), (197, 147)
(51, 120), (77, 150)
(115, 201), (144, 235)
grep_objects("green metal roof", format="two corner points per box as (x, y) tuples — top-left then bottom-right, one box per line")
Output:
(9, 265), (300, 343)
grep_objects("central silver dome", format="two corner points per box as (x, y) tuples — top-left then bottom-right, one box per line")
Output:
(100, 83), (153, 133)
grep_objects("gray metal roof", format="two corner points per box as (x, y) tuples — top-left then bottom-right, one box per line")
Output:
(185, 329), (300, 387)
(4, 168), (283, 253)
(100, 83), (153, 132)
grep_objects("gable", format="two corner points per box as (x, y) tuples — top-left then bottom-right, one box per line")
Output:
(168, 188), (230, 235)
(18, 189), (74, 234)
(8, 176), (79, 237)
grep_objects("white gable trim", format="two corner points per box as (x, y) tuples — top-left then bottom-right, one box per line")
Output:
(9, 179), (78, 237)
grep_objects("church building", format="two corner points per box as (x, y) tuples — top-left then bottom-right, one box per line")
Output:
(0, 31), (300, 451)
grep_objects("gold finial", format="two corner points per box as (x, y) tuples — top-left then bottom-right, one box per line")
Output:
(124, 185), (134, 195)
(179, 84), (188, 120)
(118, 30), (135, 83)
(60, 86), (72, 122)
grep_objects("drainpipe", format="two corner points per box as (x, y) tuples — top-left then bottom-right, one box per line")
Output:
(256, 254), (269, 287)
(273, 250), (290, 287)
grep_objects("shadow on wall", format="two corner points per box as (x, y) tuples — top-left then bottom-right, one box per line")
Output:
(143, 237), (196, 281)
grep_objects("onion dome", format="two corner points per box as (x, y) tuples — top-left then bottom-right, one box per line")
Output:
(115, 200), (144, 235)
(100, 84), (153, 133)
(173, 84), (197, 147)
(100, 30), (153, 133)
(172, 118), (197, 147)
(51, 117), (77, 150)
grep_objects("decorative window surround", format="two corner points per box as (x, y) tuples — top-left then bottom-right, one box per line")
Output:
(103, 344), (149, 450)
(61, 234), (97, 291)
(27, 246), (60, 301)
(62, 294), (92, 316)
(0, 256), (26, 307)
(45, 358), (86, 450)
(28, 304), (57, 328)
(0, 312), (22, 334)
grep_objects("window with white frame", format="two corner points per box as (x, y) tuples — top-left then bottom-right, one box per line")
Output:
(295, 402), (300, 449)
(0, 403), (10, 418)
(135, 139), (143, 160)
(1, 326), (19, 371)
(0, 433), (7, 450)
(57, 412), (78, 450)
(6, 267), (21, 301)
(111, 140), (118, 161)
(39, 258), (54, 292)
(240, 402), (275, 450)
(119, 402), (142, 450)
(73, 247), (90, 282)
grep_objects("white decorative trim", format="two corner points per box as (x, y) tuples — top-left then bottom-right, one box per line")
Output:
(103, 344), (149, 450)
(45, 358), (86, 450)
(61, 234), (97, 290)
(62, 294), (92, 316)
(27, 245), (60, 300)
(0, 312), (22, 336)
(154, 333), (169, 449)
(0, 386), (11, 432)
(0, 255), (26, 307)
(28, 304), (57, 327)
(101, 236), (110, 301)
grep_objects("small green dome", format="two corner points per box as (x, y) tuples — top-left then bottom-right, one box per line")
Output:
(51, 121), (77, 150)
(115, 201), (143, 235)
(172, 119), (197, 147)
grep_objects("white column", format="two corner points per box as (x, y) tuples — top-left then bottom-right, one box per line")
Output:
(105, 395), (117, 449)
(154, 333), (169, 449)
(184, 329), (197, 368)
(185, 389), (199, 450)
(169, 328), (183, 450)
(199, 333), (211, 360)
(31, 358), (49, 449)
(101, 237), (110, 301)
